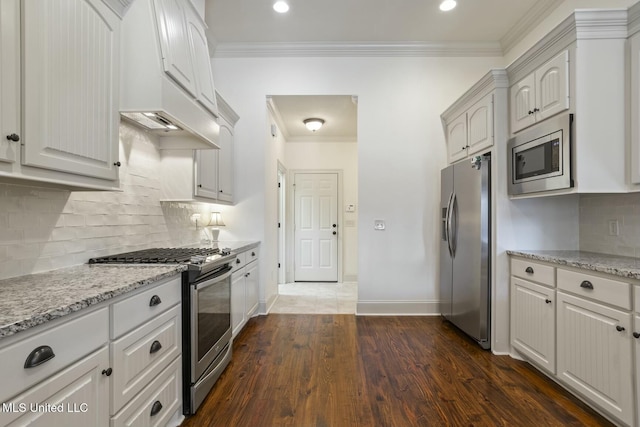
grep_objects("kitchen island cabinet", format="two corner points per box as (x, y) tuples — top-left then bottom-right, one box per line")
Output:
(0, 0), (121, 190)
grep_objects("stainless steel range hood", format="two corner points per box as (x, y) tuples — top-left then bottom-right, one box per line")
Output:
(119, 0), (220, 149)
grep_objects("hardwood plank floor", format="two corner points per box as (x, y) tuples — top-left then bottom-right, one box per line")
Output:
(181, 315), (614, 427)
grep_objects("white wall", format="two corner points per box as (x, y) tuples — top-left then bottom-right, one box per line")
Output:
(211, 55), (504, 315)
(0, 123), (223, 281)
(284, 142), (358, 281)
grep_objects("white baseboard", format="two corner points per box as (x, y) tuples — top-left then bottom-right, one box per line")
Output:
(356, 300), (440, 315)
(343, 274), (358, 282)
(261, 293), (279, 315)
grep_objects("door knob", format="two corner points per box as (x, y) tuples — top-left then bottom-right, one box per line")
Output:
(6, 133), (19, 142)
(332, 231), (337, 235)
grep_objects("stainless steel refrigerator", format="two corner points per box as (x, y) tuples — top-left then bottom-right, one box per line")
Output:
(439, 155), (490, 349)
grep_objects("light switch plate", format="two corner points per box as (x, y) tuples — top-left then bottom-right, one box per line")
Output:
(374, 220), (385, 230)
(608, 219), (619, 236)
(346, 204), (356, 212)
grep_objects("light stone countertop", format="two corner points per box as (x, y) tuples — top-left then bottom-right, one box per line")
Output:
(0, 264), (187, 340)
(507, 250), (640, 280)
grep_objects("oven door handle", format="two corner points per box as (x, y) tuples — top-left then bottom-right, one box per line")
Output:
(193, 267), (233, 290)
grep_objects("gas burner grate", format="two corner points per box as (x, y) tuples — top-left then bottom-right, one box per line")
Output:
(88, 247), (220, 264)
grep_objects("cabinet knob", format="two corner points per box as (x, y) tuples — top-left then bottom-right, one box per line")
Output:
(545, 299), (552, 304)
(333, 231), (337, 235)
(251, 251), (256, 257)
(24, 345), (55, 369)
(150, 401), (163, 417)
(528, 110), (534, 115)
(580, 280), (594, 290)
(113, 161), (121, 167)
(533, 108), (540, 112)
(525, 267), (534, 274)
(236, 258), (241, 264)
(616, 325), (625, 332)
(198, 184), (202, 187)
(245, 272), (250, 277)
(633, 332), (640, 339)
(219, 189), (223, 192)
(102, 368), (113, 377)
(149, 295), (162, 307)
(149, 340), (163, 354)
(6, 133), (19, 142)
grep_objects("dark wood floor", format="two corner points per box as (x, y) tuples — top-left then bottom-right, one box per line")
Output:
(182, 315), (614, 427)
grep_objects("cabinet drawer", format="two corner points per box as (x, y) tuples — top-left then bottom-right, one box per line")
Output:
(233, 252), (246, 271)
(557, 269), (631, 310)
(111, 305), (181, 415)
(111, 275), (181, 339)
(111, 356), (182, 427)
(511, 258), (555, 287)
(0, 307), (108, 403)
(246, 247), (259, 262)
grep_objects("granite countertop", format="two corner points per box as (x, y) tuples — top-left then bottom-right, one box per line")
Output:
(0, 264), (187, 340)
(214, 240), (260, 253)
(507, 250), (640, 280)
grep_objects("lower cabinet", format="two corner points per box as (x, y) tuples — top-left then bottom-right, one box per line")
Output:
(510, 277), (555, 374)
(557, 291), (633, 427)
(231, 247), (260, 337)
(0, 274), (183, 427)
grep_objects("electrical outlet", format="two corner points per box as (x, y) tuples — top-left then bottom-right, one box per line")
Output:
(608, 219), (619, 236)
(374, 220), (385, 230)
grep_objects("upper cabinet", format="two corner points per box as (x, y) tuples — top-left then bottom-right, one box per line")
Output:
(185, 5), (218, 116)
(0, 0), (121, 190)
(510, 51), (569, 134)
(442, 70), (505, 165)
(628, 3), (640, 185)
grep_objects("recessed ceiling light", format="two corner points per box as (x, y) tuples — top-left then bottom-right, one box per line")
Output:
(439, 0), (457, 11)
(273, 1), (289, 13)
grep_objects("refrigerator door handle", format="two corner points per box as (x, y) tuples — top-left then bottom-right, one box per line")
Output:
(445, 192), (454, 257)
(449, 193), (458, 257)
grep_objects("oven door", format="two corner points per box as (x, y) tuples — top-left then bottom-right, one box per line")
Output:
(190, 266), (233, 382)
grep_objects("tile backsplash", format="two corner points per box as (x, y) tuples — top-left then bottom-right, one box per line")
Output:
(579, 193), (640, 258)
(0, 123), (210, 280)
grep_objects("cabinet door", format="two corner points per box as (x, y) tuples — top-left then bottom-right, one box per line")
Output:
(185, 4), (218, 116)
(556, 291), (633, 426)
(21, 0), (120, 180)
(0, 347), (109, 427)
(446, 113), (467, 163)
(466, 93), (493, 156)
(231, 270), (246, 337)
(217, 121), (234, 203)
(510, 278), (555, 374)
(535, 50), (569, 122)
(0, 0), (19, 164)
(154, 0), (197, 97)
(194, 149), (219, 200)
(245, 261), (259, 318)
(510, 73), (536, 133)
(630, 33), (640, 184)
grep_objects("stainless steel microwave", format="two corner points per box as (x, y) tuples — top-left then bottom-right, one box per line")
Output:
(507, 113), (573, 195)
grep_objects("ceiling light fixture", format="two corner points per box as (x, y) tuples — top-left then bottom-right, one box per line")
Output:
(303, 118), (324, 132)
(273, 1), (289, 13)
(439, 0), (456, 11)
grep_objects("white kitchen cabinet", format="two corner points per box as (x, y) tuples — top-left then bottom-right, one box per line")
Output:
(556, 290), (633, 427)
(164, 91), (238, 204)
(0, 346), (110, 427)
(185, 4), (218, 116)
(444, 92), (493, 164)
(510, 51), (569, 134)
(634, 285), (640, 427)
(0, 0), (19, 165)
(231, 247), (260, 337)
(510, 276), (556, 375)
(0, 0), (121, 190)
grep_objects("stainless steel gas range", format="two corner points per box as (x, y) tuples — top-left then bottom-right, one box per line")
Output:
(89, 247), (236, 415)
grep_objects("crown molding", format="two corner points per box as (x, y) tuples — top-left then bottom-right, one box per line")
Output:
(500, 0), (564, 55)
(441, 69), (508, 123)
(215, 91), (239, 125)
(212, 41), (503, 58)
(629, 1), (640, 36)
(574, 9), (628, 40)
(286, 137), (357, 144)
(266, 96), (291, 141)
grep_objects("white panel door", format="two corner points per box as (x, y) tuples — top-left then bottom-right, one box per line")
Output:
(466, 93), (493, 156)
(510, 73), (536, 133)
(22, 0), (120, 180)
(0, 0), (19, 164)
(446, 113), (467, 163)
(216, 121), (234, 203)
(535, 50), (569, 122)
(185, 4), (218, 115)
(194, 149), (218, 200)
(294, 173), (338, 282)
(154, 0), (197, 97)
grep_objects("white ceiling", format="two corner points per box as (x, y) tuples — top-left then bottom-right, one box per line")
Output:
(206, 0), (568, 142)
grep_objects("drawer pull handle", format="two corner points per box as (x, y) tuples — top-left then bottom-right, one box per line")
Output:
(580, 280), (594, 290)
(525, 267), (534, 274)
(236, 258), (241, 264)
(545, 299), (552, 304)
(24, 345), (55, 369)
(102, 368), (113, 377)
(251, 251), (256, 257)
(150, 340), (163, 354)
(633, 332), (640, 339)
(616, 325), (625, 332)
(149, 295), (162, 307)
(150, 401), (163, 417)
